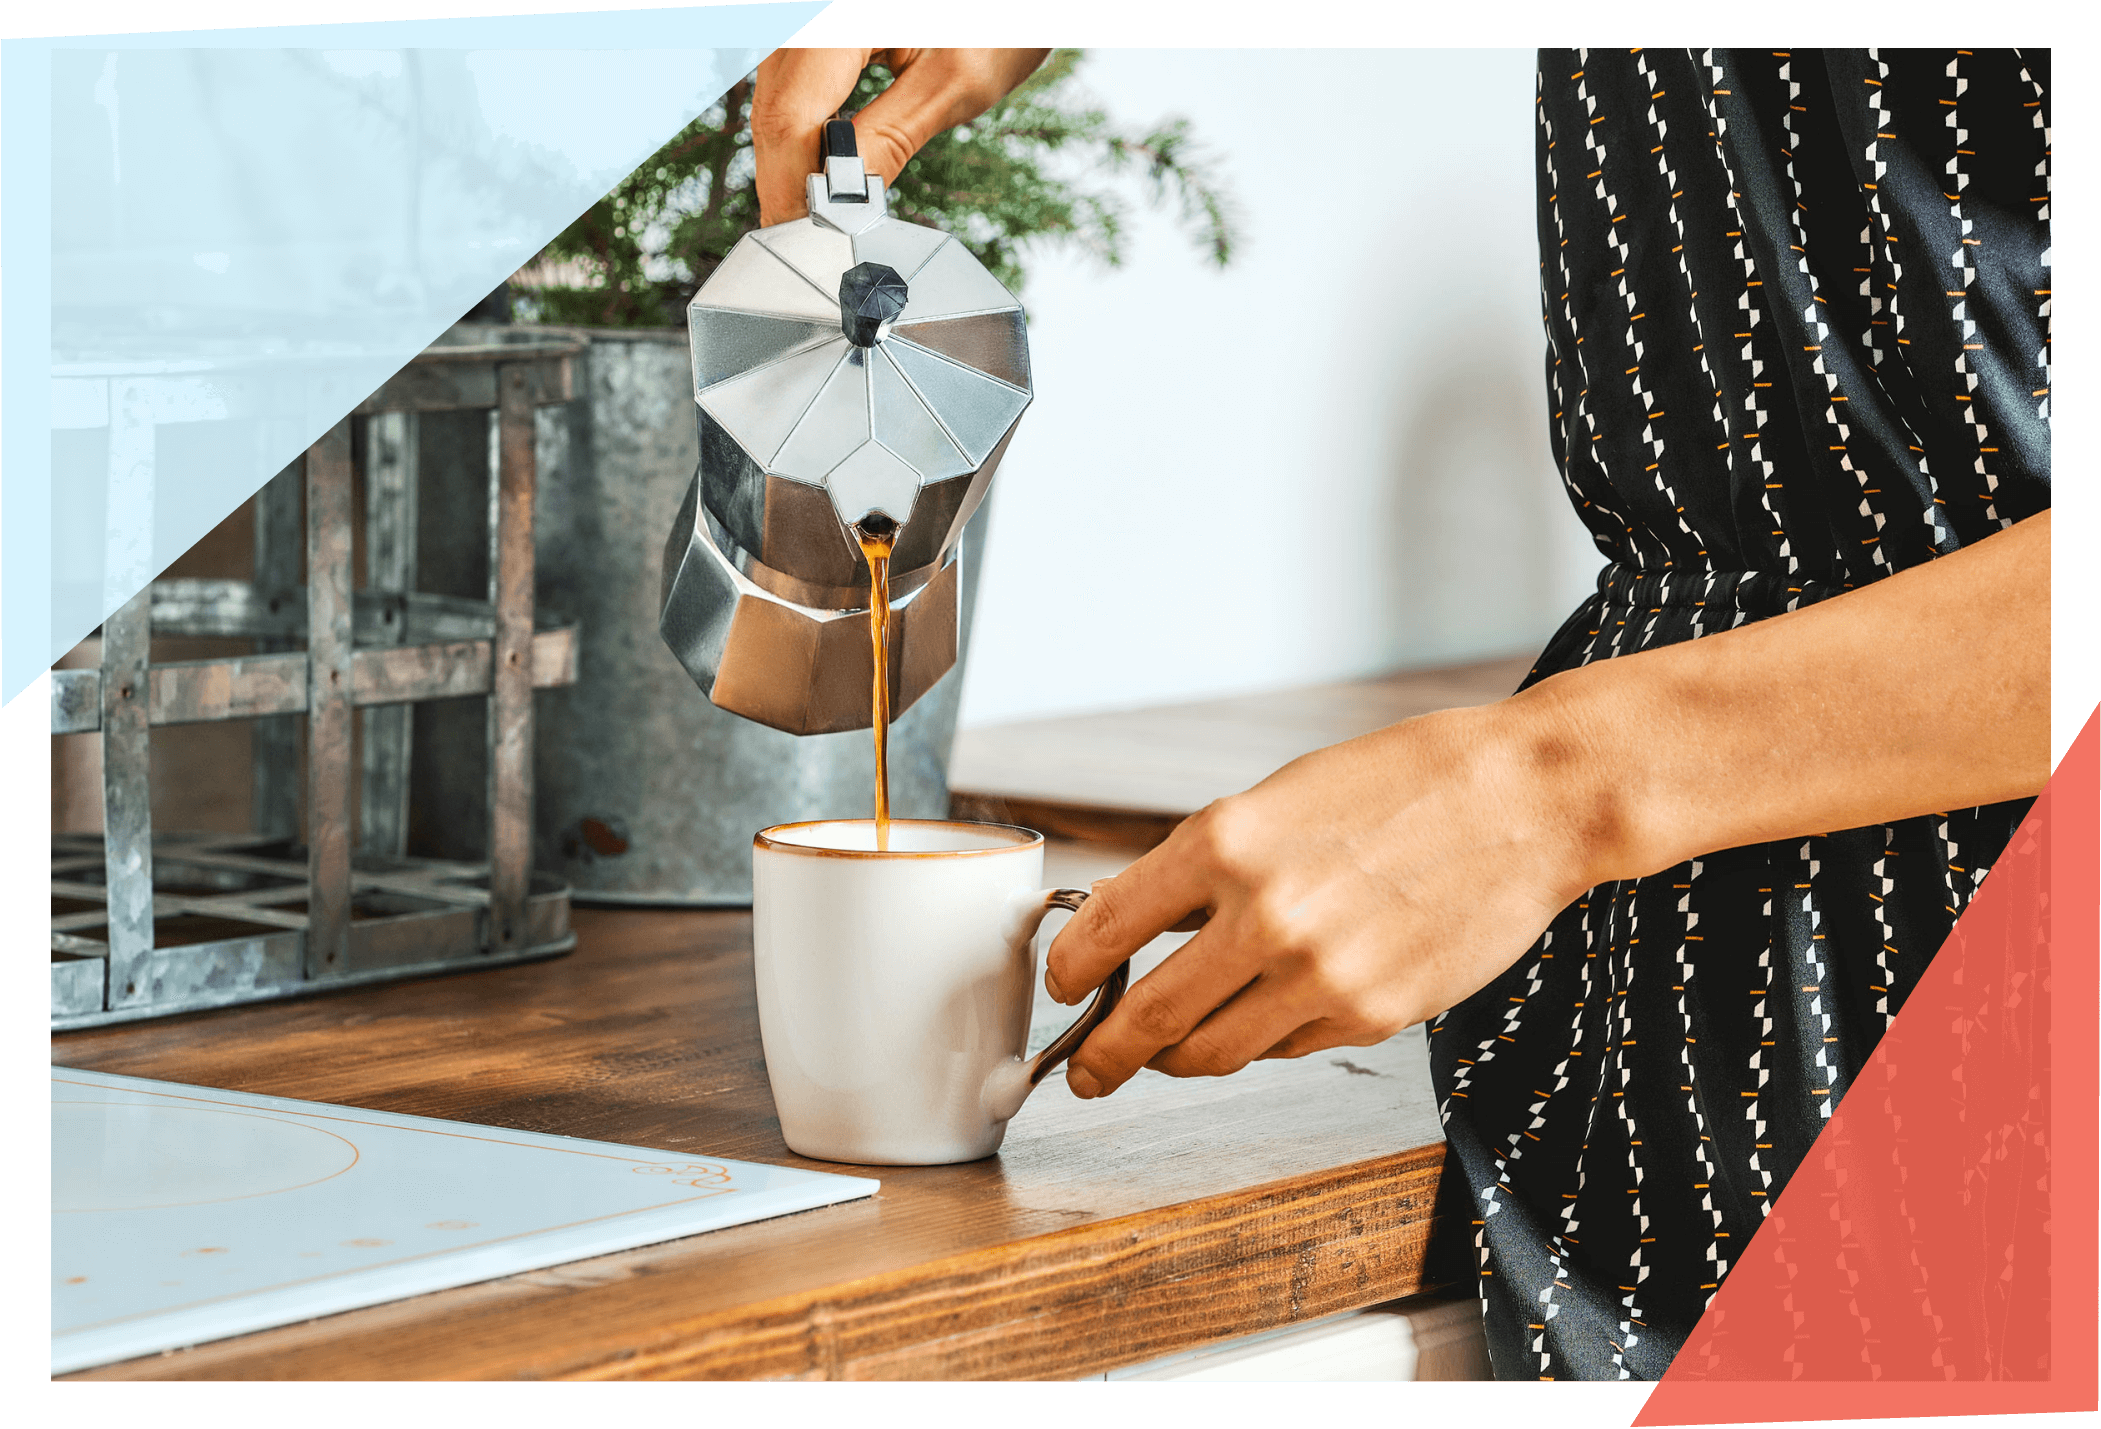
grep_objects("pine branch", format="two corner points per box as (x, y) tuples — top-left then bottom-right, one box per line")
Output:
(515, 48), (1240, 327)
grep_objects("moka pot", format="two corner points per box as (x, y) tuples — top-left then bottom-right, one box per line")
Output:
(661, 121), (1033, 735)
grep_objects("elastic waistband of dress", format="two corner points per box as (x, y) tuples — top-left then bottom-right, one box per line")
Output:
(1594, 563), (1849, 617)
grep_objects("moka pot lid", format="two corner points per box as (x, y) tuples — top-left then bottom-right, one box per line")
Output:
(685, 162), (1032, 532)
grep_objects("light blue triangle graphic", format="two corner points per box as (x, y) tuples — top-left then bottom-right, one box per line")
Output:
(2, 5), (825, 702)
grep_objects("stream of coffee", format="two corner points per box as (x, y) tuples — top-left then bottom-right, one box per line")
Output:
(855, 518), (898, 850)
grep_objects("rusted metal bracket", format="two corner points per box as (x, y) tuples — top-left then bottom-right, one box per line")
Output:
(50, 326), (586, 1027)
(99, 587), (152, 1011)
(486, 364), (537, 955)
(305, 419), (356, 979)
(50, 830), (573, 1028)
(49, 626), (579, 733)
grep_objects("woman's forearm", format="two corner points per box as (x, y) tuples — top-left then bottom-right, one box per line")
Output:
(1041, 510), (2050, 1091)
(1513, 510), (2052, 888)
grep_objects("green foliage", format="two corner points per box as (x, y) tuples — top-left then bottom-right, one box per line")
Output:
(513, 49), (1237, 329)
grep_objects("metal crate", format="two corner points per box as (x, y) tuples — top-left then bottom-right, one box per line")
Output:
(51, 328), (585, 1028)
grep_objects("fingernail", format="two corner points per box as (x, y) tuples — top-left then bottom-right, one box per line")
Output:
(1066, 1065), (1101, 1099)
(1044, 968), (1066, 1003)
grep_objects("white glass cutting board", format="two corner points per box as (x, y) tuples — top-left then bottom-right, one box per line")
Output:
(51, 1067), (878, 1375)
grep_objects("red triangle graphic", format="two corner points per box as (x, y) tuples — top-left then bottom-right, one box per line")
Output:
(1636, 709), (2098, 1424)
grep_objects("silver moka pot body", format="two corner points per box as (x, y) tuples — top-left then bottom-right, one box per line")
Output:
(661, 131), (1033, 735)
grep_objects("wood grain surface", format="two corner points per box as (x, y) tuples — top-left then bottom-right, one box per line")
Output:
(947, 793), (1185, 851)
(948, 653), (1536, 832)
(50, 653), (1540, 1380)
(53, 882), (1452, 1380)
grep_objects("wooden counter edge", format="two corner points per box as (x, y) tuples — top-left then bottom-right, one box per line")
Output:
(67, 1143), (1454, 1382)
(539, 1140), (1454, 1381)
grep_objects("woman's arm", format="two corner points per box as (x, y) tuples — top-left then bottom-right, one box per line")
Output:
(1044, 510), (2051, 1100)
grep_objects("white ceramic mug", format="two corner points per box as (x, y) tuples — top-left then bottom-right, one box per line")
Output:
(750, 818), (1129, 1165)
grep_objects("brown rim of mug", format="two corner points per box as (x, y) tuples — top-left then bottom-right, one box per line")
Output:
(753, 818), (1044, 860)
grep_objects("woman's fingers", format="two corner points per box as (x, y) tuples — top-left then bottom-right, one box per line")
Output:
(1060, 925), (1260, 1098)
(851, 49), (1048, 181)
(753, 48), (1049, 227)
(1254, 1016), (1364, 1061)
(1145, 978), (1320, 1081)
(1045, 828), (1215, 1006)
(751, 49), (875, 225)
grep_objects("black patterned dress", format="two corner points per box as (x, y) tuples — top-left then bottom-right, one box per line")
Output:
(1425, 49), (2051, 1381)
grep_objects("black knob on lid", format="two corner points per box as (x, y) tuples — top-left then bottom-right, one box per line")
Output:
(839, 261), (908, 347)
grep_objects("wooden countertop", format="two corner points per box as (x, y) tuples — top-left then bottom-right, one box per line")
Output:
(53, 656), (1528, 1380)
(55, 897), (1447, 1380)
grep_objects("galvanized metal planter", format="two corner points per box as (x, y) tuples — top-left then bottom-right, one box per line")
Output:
(49, 326), (584, 1028)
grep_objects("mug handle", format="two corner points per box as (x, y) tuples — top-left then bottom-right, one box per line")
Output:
(1024, 889), (1131, 1087)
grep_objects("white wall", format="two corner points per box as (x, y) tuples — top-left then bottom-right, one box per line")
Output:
(957, 49), (1604, 729)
